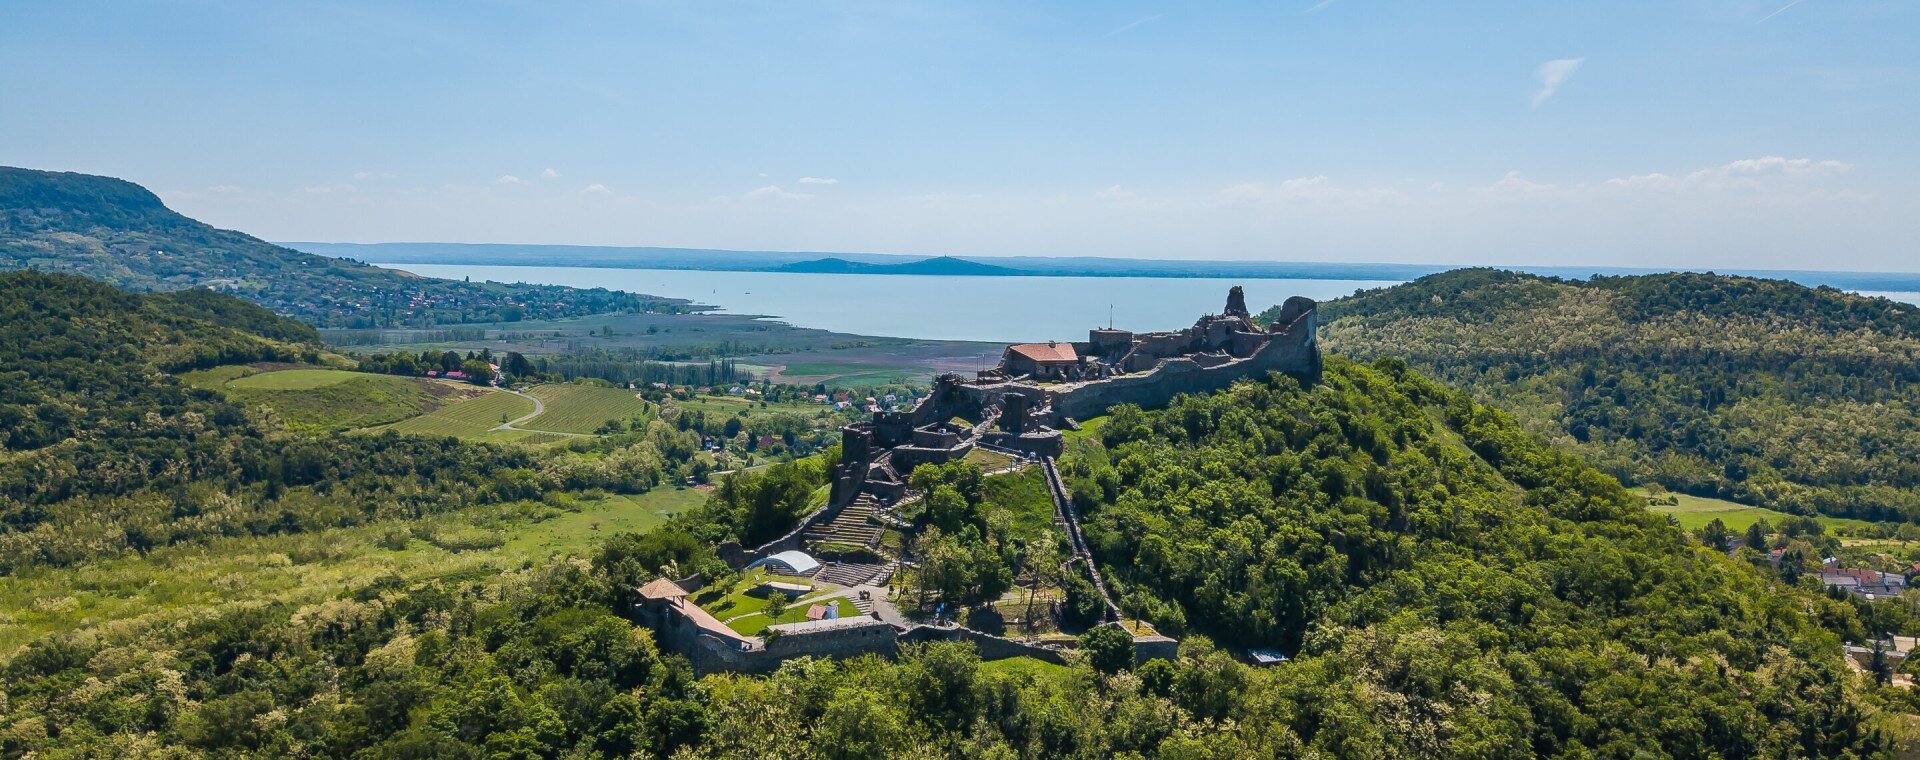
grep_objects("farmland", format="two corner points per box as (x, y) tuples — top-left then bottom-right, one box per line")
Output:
(179, 364), (482, 432)
(520, 383), (652, 434)
(377, 388), (535, 439)
(0, 487), (706, 652)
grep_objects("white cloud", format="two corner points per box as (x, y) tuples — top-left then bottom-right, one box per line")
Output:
(1095, 185), (1139, 203)
(497, 175), (524, 185)
(581, 183), (612, 195)
(541, 168), (561, 179)
(352, 170), (395, 181)
(745, 185), (812, 201)
(1599, 156), (1854, 193)
(1759, 0), (1803, 23)
(1532, 58), (1585, 108)
(302, 184), (356, 194)
(798, 176), (838, 185)
(1105, 14), (1162, 37)
(1305, 0), (1340, 13)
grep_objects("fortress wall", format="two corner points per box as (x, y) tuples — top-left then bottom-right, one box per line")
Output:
(1052, 326), (1317, 422)
(764, 620), (899, 662)
(898, 625), (1072, 666)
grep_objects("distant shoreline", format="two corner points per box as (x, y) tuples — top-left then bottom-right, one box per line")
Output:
(287, 241), (1920, 294)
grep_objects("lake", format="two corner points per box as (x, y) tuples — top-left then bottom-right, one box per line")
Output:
(382, 263), (1402, 343)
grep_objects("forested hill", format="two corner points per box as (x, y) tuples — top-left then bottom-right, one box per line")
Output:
(1261, 269), (1920, 523)
(0, 167), (682, 327)
(1048, 358), (1884, 755)
(0, 271), (323, 451)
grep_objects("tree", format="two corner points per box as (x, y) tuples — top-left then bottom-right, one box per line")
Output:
(1080, 625), (1134, 675)
(1872, 640), (1894, 685)
(1745, 519), (1769, 551)
(460, 359), (496, 385)
(1022, 534), (1061, 628)
(1699, 517), (1730, 549)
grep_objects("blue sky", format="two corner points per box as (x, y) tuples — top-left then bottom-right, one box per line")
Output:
(4, 0), (1916, 270)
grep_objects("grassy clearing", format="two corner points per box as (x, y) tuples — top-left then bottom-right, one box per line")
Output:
(982, 466), (1059, 543)
(980, 656), (1074, 679)
(963, 447), (1017, 471)
(523, 383), (652, 434)
(378, 389), (535, 439)
(224, 368), (363, 390)
(0, 488), (703, 653)
(728, 597), (862, 635)
(183, 365), (478, 432)
(1640, 489), (1881, 533)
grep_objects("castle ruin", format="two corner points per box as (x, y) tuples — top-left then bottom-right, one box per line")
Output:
(829, 286), (1319, 508)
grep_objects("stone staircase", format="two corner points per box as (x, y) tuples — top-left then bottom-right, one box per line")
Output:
(815, 560), (895, 587)
(803, 495), (884, 548)
(1043, 457), (1123, 623)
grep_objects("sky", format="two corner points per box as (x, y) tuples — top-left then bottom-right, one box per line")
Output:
(3, 0), (1917, 271)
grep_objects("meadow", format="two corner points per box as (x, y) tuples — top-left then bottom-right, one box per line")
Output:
(1641, 489), (1882, 533)
(180, 364), (479, 431)
(0, 487), (706, 652)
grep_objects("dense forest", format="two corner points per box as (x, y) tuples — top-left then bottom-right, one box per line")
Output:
(0, 167), (686, 327)
(4, 283), (1906, 755)
(1262, 269), (1920, 524)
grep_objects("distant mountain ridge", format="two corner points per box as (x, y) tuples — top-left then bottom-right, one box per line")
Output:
(0, 166), (685, 328)
(772, 255), (1023, 276)
(286, 240), (1920, 292)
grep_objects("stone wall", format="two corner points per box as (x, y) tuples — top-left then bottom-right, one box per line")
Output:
(898, 625), (1072, 666)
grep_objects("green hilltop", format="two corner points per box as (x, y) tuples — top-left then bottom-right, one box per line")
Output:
(1269, 268), (1920, 525)
(0, 166), (685, 328)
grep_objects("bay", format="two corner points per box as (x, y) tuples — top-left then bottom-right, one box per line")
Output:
(381, 263), (1400, 343)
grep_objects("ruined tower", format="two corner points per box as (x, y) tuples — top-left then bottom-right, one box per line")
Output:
(1224, 285), (1250, 319)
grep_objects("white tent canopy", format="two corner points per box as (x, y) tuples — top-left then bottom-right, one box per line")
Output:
(746, 550), (820, 576)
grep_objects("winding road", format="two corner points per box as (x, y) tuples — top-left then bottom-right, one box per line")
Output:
(490, 388), (589, 437)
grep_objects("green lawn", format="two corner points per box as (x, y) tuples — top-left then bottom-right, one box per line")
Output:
(963, 447), (1017, 471)
(1640, 489), (1881, 533)
(224, 368), (363, 390)
(0, 488), (701, 652)
(521, 383), (652, 434)
(980, 656), (1074, 679)
(378, 389), (535, 439)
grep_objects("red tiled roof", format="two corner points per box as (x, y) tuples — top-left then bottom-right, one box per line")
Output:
(1008, 342), (1078, 363)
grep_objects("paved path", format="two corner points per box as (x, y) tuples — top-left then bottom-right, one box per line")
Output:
(491, 388), (589, 437)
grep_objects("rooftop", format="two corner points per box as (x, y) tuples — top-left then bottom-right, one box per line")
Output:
(1008, 342), (1078, 364)
(638, 577), (687, 600)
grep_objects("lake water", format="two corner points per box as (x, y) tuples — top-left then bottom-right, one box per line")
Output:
(383, 263), (1401, 343)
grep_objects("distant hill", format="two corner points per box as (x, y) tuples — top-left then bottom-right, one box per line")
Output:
(1266, 268), (1920, 524)
(772, 255), (1025, 276)
(0, 167), (687, 327)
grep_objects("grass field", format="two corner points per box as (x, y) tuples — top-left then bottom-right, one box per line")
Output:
(521, 383), (652, 434)
(963, 447), (1017, 471)
(378, 389), (535, 439)
(0, 487), (706, 652)
(979, 656), (1074, 679)
(1640, 489), (1881, 533)
(181, 365), (481, 432)
(224, 368), (362, 390)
